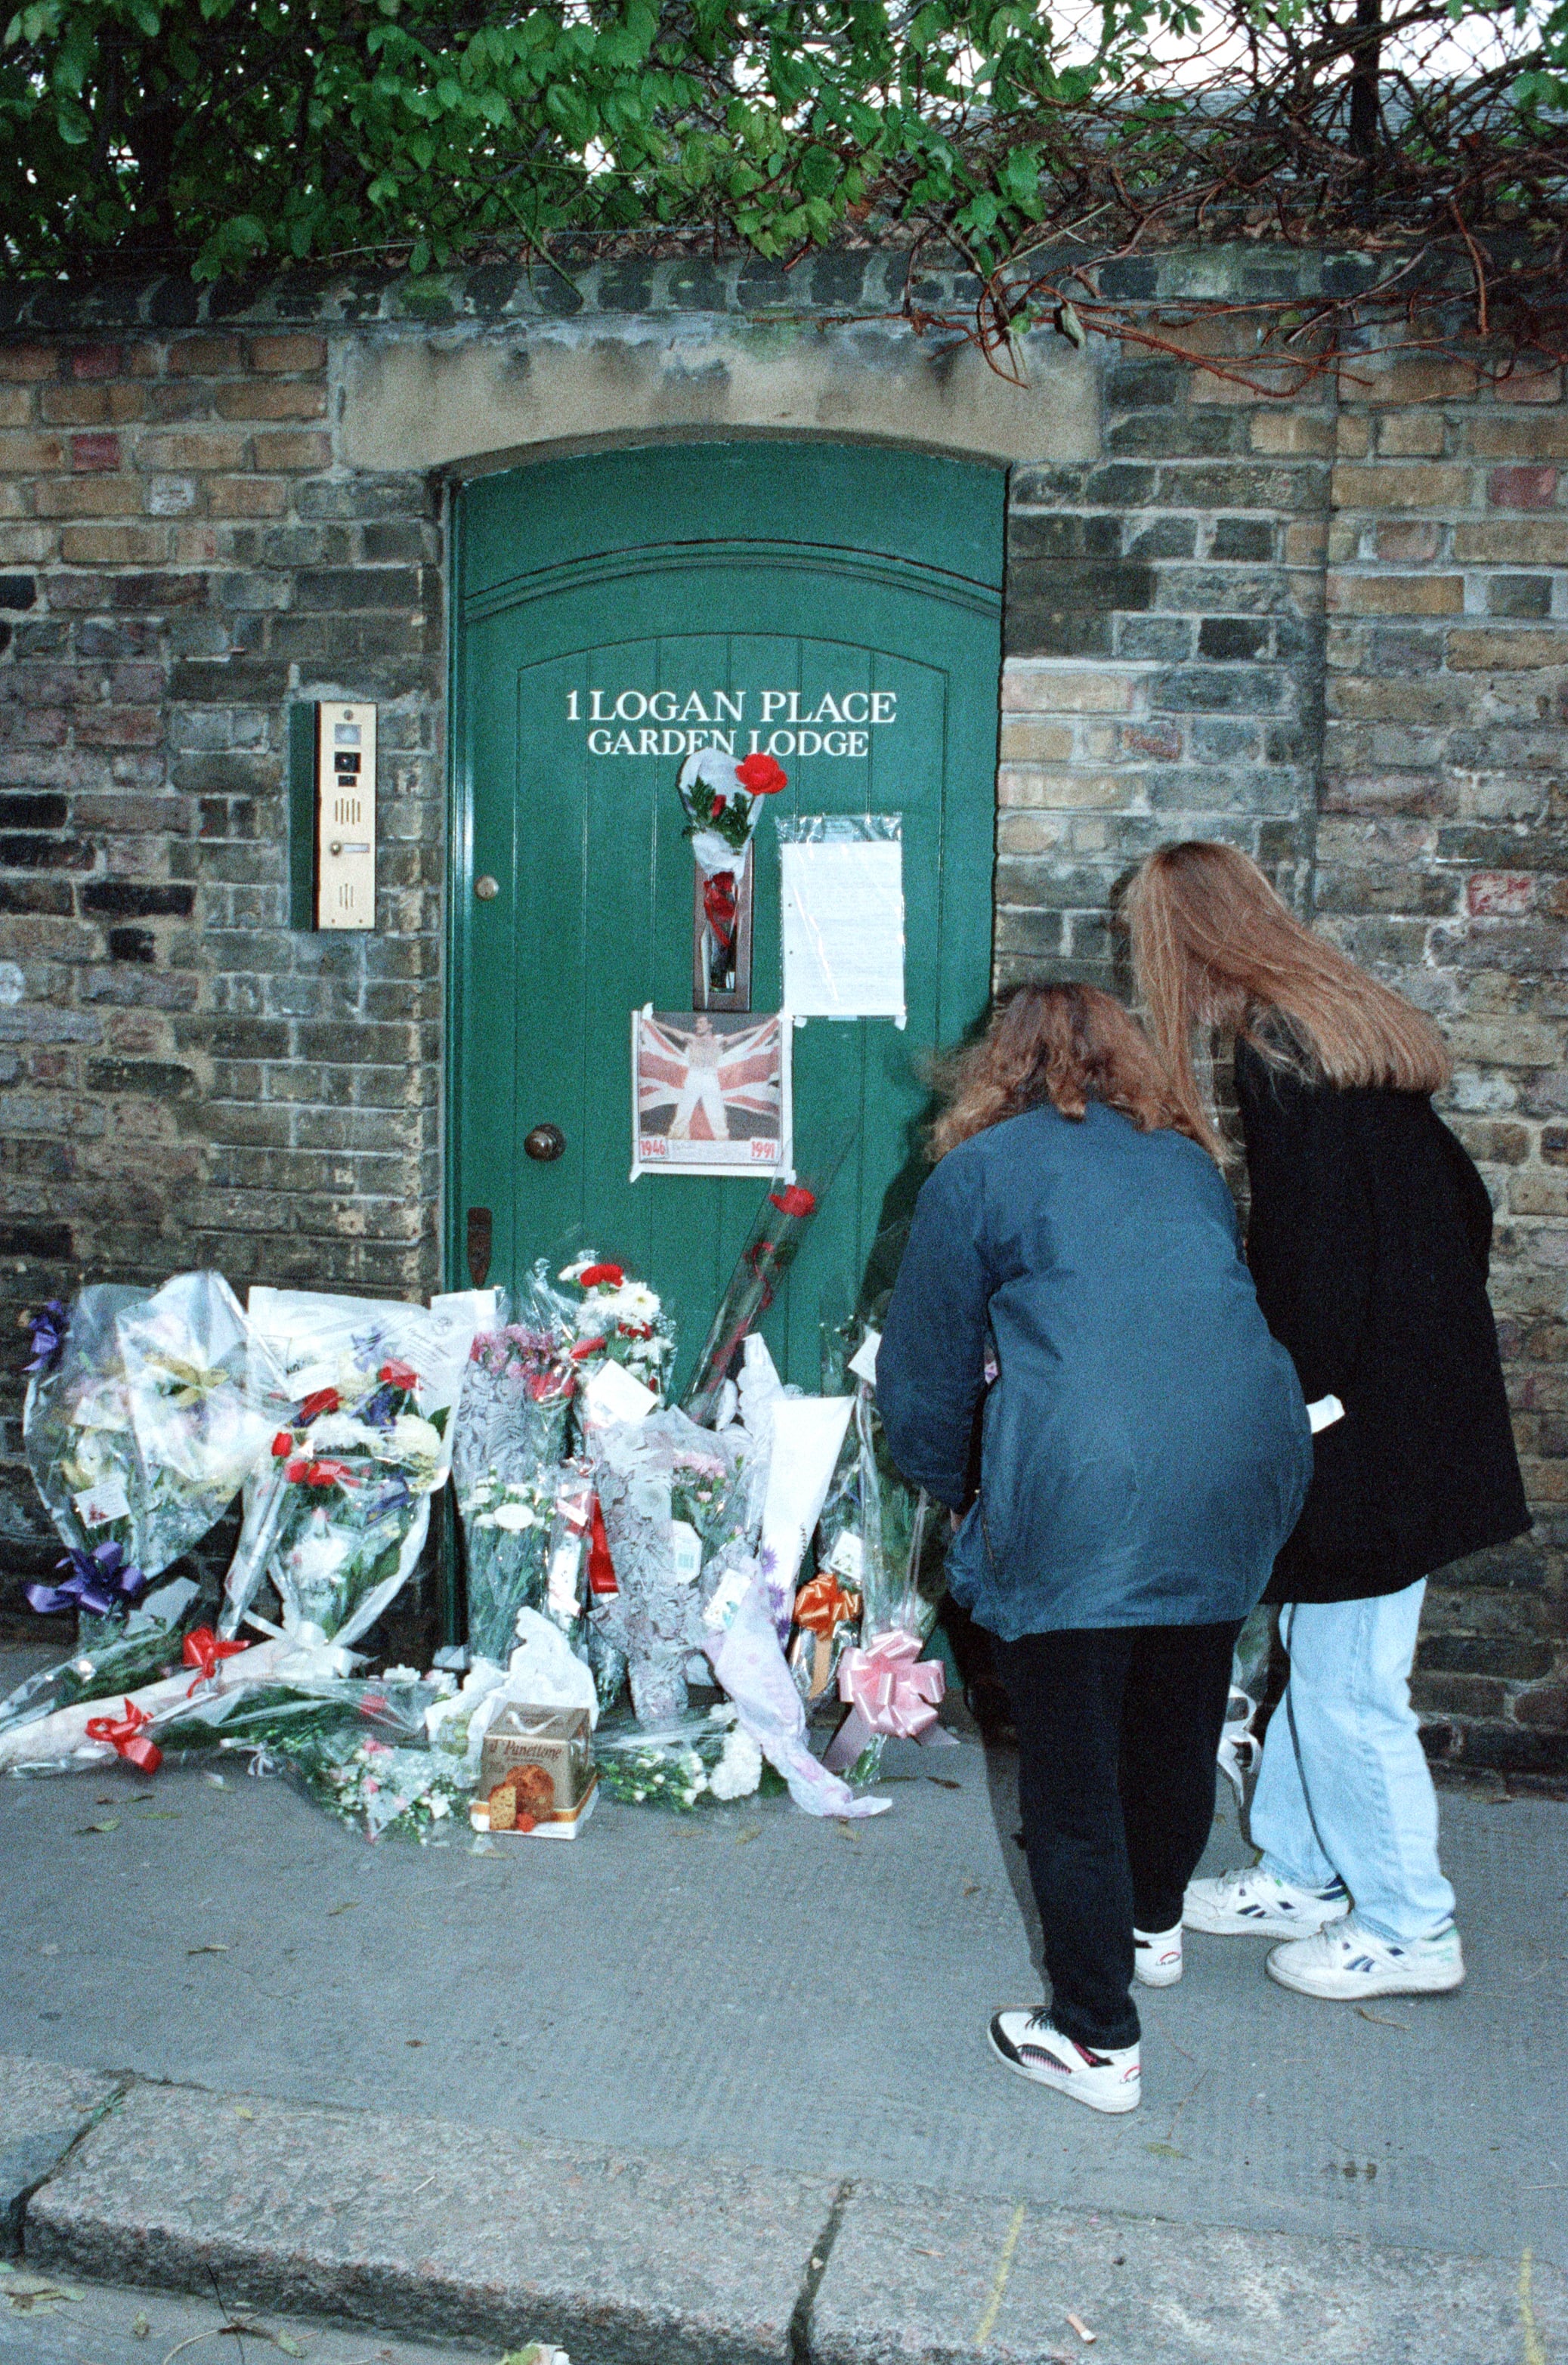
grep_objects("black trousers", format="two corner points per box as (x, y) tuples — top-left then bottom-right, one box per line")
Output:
(991, 1620), (1242, 2051)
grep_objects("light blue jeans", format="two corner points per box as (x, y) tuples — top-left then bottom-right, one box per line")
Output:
(1250, 1578), (1457, 1942)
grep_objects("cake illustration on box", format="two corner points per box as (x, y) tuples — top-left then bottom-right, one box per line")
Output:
(470, 1704), (598, 1841)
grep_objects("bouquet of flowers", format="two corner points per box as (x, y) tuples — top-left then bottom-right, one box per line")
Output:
(0, 1574), (202, 1744)
(459, 1469), (556, 1665)
(558, 1254), (675, 1405)
(592, 1701), (778, 1811)
(588, 1408), (750, 1725)
(676, 747), (787, 996)
(23, 1274), (282, 1578)
(219, 1288), (479, 1653)
(817, 1368), (952, 1782)
(450, 1266), (577, 1504)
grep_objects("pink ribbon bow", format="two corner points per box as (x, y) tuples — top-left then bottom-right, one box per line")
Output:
(822, 1629), (945, 1771)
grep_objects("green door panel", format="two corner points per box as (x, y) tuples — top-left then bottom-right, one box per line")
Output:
(450, 444), (1004, 1395)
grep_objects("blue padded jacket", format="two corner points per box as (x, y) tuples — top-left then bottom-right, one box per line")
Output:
(877, 1099), (1311, 1639)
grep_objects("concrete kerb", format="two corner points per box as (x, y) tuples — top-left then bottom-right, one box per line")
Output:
(0, 2056), (126, 2257)
(11, 2065), (1567, 2365)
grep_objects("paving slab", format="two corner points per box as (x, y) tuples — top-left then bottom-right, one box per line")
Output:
(809, 2182), (1568, 2365)
(24, 2078), (840, 2365)
(0, 2056), (122, 2255)
(2, 1729), (1563, 2269)
(0, 2264), (505, 2365)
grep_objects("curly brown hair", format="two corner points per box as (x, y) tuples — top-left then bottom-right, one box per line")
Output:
(929, 981), (1220, 1163)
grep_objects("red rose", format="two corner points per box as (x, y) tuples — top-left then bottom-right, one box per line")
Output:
(769, 1185), (817, 1218)
(298, 1387), (339, 1423)
(578, 1262), (624, 1289)
(271, 1430), (295, 1458)
(305, 1458), (351, 1487)
(379, 1359), (419, 1390)
(283, 1456), (311, 1483)
(736, 753), (787, 796)
(568, 1335), (608, 1363)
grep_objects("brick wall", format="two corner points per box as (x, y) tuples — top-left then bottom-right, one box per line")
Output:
(0, 255), (1563, 1775)
(0, 320), (444, 1603)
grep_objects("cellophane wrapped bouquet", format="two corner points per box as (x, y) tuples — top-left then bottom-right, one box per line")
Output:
(558, 1254), (676, 1399)
(451, 1268), (579, 1665)
(148, 1665), (475, 1842)
(6, 1275), (285, 1748)
(220, 1288), (479, 1656)
(814, 1365), (950, 1785)
(593, 1699), (780, 1810)
(589, 1408), (750, 1724)
(23, 1275), (282, 1578)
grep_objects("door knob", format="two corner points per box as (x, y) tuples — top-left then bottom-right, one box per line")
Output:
(524, 1124), (566, 1163)
(475, 874), (499, 901)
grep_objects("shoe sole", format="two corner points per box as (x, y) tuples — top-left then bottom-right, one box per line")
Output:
(985, 2024), (1141, 2114)
(1265, 1953), (1465, 2000)
(1134, 1962), (1182, 1988)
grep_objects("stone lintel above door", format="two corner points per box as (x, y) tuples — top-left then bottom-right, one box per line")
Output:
(342, 316), (1098, 476)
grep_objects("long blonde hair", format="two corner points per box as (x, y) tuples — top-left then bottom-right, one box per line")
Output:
(930, 980), (1220, 1162)
(1125, 842), (1451, 1145)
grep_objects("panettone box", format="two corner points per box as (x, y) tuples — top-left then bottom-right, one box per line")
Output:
(469, 1704), (598, 1841)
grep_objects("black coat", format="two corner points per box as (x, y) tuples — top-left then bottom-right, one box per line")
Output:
(1234, 1039), (1530, 1603)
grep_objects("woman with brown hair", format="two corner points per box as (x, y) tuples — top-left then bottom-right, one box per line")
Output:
(1126, 840), (1529, 2005)
(877, 982), (1310, 2116)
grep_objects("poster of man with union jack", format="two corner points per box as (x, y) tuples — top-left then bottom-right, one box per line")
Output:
(630, 1006), (792, 1180)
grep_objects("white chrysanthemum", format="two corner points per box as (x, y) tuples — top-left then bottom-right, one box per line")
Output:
(709, 1724), (763, 1801)
(605, 1282), (660, 1325)
(491, 1500), (537, 1532)
(305, 1412), (381, 1454)
(287, 1525), (352, 1591)
(389, 1413), (443, 1464)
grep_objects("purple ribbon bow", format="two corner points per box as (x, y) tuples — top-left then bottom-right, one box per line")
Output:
(23, 1300), (68, 1377)
(26, 1540), (147, 1619)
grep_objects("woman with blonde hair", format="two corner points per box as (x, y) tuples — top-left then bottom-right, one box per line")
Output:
(1126, 840), (1529, 2005)
(877, 982), (1310, 2116)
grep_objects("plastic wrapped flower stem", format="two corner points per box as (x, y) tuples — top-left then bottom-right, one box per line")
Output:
(682, 1156), (844, 1427)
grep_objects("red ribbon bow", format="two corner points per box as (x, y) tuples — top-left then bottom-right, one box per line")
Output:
(181, 1625), (250, 1695)
(587, 1494), (618, 1596)
(85, 1698), (162, 1776)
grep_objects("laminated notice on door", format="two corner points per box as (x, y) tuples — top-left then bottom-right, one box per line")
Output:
(778, 815), (905, 1026)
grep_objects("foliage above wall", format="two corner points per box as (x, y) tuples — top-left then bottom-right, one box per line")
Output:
(2, 0), (1566, 369)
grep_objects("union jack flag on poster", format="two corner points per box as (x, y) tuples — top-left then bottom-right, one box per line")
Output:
(630, 1006), (793, 1180)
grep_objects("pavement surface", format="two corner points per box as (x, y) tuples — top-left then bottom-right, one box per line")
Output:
(2, 1640), (1565, 2363)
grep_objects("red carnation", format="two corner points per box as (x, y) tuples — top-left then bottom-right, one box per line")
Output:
(271, 1430), (295, 1458)
(736, 753), (787, 796)
(578, 1262), (624, 1289)
(283, 1456), (311, 1483)
(298, 1387), (339, 1423)
(379, 1358), (419, 1390)
(305, 1458), (351, 1487)
(769, 1185), (817, 1218)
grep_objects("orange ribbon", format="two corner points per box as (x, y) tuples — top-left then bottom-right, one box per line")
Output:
(793, 1572), (861, 1637)
(84, 1698), (162, 1775)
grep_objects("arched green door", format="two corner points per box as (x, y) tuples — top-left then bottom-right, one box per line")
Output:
(449, 443), (1004, 1390)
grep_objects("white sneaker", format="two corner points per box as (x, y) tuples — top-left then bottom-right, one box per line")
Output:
(1133, 1923), (1183, 1986)
(1183, 1863), (1350, 1939)
(1267, 1918), (1465, 2000)
(988, 2009), (1142, 2114)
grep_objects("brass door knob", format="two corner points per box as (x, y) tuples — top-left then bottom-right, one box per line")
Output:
(475, 874), (499, 901)
(524, 1124), (566, 1163)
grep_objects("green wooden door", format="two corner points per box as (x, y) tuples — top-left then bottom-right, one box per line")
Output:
(450, 444), (1003, 1393)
